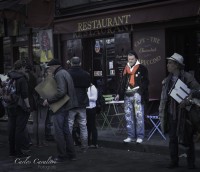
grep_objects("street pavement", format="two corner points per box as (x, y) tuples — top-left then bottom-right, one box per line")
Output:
(0, 138), (199, 172)
(0, 128), (200, 172)
(98, 128), (200, 157)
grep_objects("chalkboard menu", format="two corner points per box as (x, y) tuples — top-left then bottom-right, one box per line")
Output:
(116, 54), (127, 77)
(115, 33), (131, 77)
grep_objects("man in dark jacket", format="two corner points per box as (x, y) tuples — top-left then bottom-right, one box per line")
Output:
(159, 53), (200, 169)
(5, 60), (31, 157)
(43, 59), (78, 162)
(68, 56), (90, 152)
(115, 50), (149, 144)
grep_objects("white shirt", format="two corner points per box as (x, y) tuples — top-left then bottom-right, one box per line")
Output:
(87, 84), (98, 109)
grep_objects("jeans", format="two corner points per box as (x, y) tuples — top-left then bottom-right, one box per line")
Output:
(32, 105), (48, 145)
(69, 108), (88, 148)
(124, 92), (144, 139)
(7, 107), (29, 155)
(52, 108), (76, 159)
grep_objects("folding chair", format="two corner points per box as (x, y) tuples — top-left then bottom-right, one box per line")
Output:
(146, 113), (166, 140)
(106, 101), (126, 134)
(101, 97), (126, 135)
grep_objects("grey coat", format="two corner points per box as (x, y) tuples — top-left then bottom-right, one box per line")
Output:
(48, 66), (78, 111)
(159, 71), (200, 134)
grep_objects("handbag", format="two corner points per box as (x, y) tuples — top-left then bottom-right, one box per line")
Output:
(35, 76), (70, 113)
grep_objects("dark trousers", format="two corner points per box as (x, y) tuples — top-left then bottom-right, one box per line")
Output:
(7, 107), (29, 155)
(86, 107), (98, 146)
(168, 114), (195, 165)
(52, 108), (76, 159)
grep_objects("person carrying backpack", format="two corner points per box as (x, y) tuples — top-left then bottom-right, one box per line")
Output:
(3, 60), (31, 158)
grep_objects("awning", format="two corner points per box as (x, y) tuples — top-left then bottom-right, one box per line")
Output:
(54, 0), (200, 34)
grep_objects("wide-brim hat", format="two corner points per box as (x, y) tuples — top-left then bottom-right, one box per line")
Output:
(47, 59), (61, 67)
(167, 53), (184, 66)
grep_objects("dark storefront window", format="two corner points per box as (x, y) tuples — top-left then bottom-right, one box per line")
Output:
(12, 35), (29, 68)
(93, 37), (118, 94)
(15, 35), (29, 60)
(32, 32), (41, 64)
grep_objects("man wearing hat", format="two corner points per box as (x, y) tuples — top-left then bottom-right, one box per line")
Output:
(115, 50), (149, 144)
(42, 59), (78, 162)
(159, 53), (200, 169)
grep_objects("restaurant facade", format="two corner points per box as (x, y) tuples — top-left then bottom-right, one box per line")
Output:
(53, 0), (200, 99)
(0, 0), (200, 100)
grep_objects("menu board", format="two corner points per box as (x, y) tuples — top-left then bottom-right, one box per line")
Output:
(116, 54), (127, 77)
(115, 33), (130, 77)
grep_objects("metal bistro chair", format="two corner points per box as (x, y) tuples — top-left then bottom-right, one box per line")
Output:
(100, 95), (114, 130)
(101, 95), (125, 135)
(106, 101), (126, 135)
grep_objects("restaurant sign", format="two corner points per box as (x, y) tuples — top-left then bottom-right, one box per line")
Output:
(77, 14), (131, 32)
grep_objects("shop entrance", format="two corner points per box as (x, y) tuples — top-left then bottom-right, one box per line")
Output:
(92, 37), (119, 94)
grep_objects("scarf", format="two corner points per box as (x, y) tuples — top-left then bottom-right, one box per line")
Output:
(123, 61), (140, 87)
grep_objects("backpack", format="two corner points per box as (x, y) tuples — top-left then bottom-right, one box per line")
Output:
(1, 79), (19, 108)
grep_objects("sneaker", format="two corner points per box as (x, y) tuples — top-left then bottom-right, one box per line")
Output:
(53, 157), (66, 163)
(123, 138), (135, 143)
(89, 145), (98, 149)
(136, 138), (143, 144)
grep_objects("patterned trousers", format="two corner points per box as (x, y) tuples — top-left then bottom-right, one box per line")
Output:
(124, 92), (145, 139)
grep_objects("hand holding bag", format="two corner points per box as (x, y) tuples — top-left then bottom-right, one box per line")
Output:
(35, 76), (70, 113)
